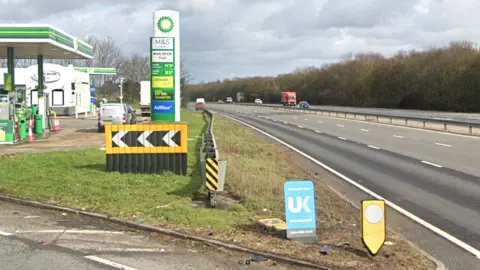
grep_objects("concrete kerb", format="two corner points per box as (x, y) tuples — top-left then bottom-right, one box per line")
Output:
(0, 194), (329, 270)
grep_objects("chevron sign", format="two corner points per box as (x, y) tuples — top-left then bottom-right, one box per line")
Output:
(111, 130), (181, 147)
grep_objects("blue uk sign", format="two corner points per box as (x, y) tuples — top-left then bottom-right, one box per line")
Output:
(284, 180), (316, 241)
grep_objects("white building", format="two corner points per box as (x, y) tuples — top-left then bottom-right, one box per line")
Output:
(0, 63), (90, 116)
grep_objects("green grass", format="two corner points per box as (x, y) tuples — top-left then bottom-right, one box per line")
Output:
(0, 110), (248, 229)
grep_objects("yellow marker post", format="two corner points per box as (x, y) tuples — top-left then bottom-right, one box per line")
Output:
(361, 199), (386, 256)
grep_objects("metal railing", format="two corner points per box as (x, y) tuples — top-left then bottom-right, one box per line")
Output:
(229, 103), (480, 136)
(200, 109), (226, 207)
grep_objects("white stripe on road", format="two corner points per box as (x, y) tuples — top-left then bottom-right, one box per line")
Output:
(435, 143), (451, 147)
(393, 135), (404, 138)
(337, 124), (345, 127)
(338, 137), (347, 140)
(90, 248), (168, 253)
(218, 112), (480, 259)
(304, 119), (308, 120)
(317, 121), (323, 123)
(361, 129), (369, 132)
(297, 126), (303, 128)
(315, 130), (322, 133)
(421, 161), (443, 168)
(283, 122), (288, 124)
(84, 255), (138, 270)
(368, 145), (380, 150)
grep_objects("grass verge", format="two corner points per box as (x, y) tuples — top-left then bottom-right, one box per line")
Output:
(0, 110), (247, 229)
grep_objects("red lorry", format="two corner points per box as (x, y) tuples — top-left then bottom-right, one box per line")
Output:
(281, 91), (297, 106)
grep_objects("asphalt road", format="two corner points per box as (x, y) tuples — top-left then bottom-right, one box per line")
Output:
(0, 201), (291, 270)
(209, 104), (480, 270)
(244, 103), (480, 124)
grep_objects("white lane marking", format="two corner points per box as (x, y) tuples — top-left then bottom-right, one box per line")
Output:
(283, 122), (288, 124)
(337, 124), (345, 127)
(84, 255), (138, 270)
(433, 117), (454, 121)
(304, 119), (308, 120)
(14, 229), (124, 235)
(393, 135), (404, 138)
(273, 119), (277, 122)
(435, 142), (451, 147)
(338, 137), (347, 140)
(279, 107), (480, 140)
(297, 126), (303, 128)
(317, 121), (323, 123)
(361, 129), (369, 132)
(421, 161), (443, 168)
(0, 231), (14, 236)
(368, 145), (380, 150)
(293, 117), (297, 119)
(315, 130), (322, 133)
(218, 112), (480, 259)
(24, 216), (40, 219)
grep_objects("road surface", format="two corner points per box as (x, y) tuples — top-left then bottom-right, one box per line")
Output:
(0, 201), (291, 270)
(209, 104), (480, 270)
(245, 103), (480, 124)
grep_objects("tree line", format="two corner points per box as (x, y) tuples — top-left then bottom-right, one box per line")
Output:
(0, 35), (192, 105)
(186, 40), (480, 112)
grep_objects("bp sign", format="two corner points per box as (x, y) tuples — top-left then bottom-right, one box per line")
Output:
(150, 10), (180, 122)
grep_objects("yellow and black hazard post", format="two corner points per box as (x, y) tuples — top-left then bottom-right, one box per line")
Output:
(104, 123), (188, 175)
(205, 158), (219, 191)
(361, 199), (386, 256)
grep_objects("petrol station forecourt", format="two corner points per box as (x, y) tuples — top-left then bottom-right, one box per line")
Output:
(0, 24), (94, 143)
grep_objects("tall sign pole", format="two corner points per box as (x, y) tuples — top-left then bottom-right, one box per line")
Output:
(150, 10), (180, 122)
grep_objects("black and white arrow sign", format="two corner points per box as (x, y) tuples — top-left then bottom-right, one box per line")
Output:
(111, 130), (181, 147)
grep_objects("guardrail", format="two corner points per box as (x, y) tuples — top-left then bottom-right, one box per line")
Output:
(200, 109), (227, 207)
(229, 103), (480, 136)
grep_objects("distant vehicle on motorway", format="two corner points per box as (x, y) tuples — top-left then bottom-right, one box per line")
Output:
(297, 101), (310, 109)
(226, 97), (233, 103)
(254, 98), (262, 104)
(281, 91), (297, 106)
(217, 100), (224, 104)
(195, 98), (205, 110)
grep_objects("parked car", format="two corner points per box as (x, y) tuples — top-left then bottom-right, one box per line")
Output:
(254, 98), (262, 105)
(217, 100), (224, 104)
(97, 102), (129, 132)
(297, 101), (310, 109)
(126, 105), (137, 124)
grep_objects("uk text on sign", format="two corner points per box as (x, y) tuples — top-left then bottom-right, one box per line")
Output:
(284, 180), (317, 242)
(151, 10), (180, 122)
(104, 123), (188, 175)
(361, 199), (386, 256)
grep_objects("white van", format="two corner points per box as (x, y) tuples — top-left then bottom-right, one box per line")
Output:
(97, 103), (129, 132)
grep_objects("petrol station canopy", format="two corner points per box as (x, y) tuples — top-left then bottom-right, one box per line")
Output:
(0, 24), (94, 59)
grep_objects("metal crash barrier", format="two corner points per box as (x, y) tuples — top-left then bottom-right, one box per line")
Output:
(200, 109), (227, 207)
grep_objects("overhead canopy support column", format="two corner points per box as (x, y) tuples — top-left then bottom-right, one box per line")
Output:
(37, 54), (46, 132)
(6, 47), (14, 119)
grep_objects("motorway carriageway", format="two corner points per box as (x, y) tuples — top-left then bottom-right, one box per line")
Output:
(209, 104), (480, 268)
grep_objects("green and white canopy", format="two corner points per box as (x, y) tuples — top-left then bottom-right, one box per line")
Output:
(0, 24), (93, 59)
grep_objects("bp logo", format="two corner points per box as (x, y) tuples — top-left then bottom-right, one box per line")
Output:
(157, 16), (174, 33)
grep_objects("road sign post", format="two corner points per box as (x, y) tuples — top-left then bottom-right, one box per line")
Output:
(284, 180), (317, 242)
(150, 10), (180, 123)
(361, 199), (386, 256)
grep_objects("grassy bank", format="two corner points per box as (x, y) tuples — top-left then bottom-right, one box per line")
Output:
(0, 110), (247, 229)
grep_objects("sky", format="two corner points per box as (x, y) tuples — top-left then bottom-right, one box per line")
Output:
(1, 0), (480, 83)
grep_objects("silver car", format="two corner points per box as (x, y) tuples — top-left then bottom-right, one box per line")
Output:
(97, 103), (129, 132)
